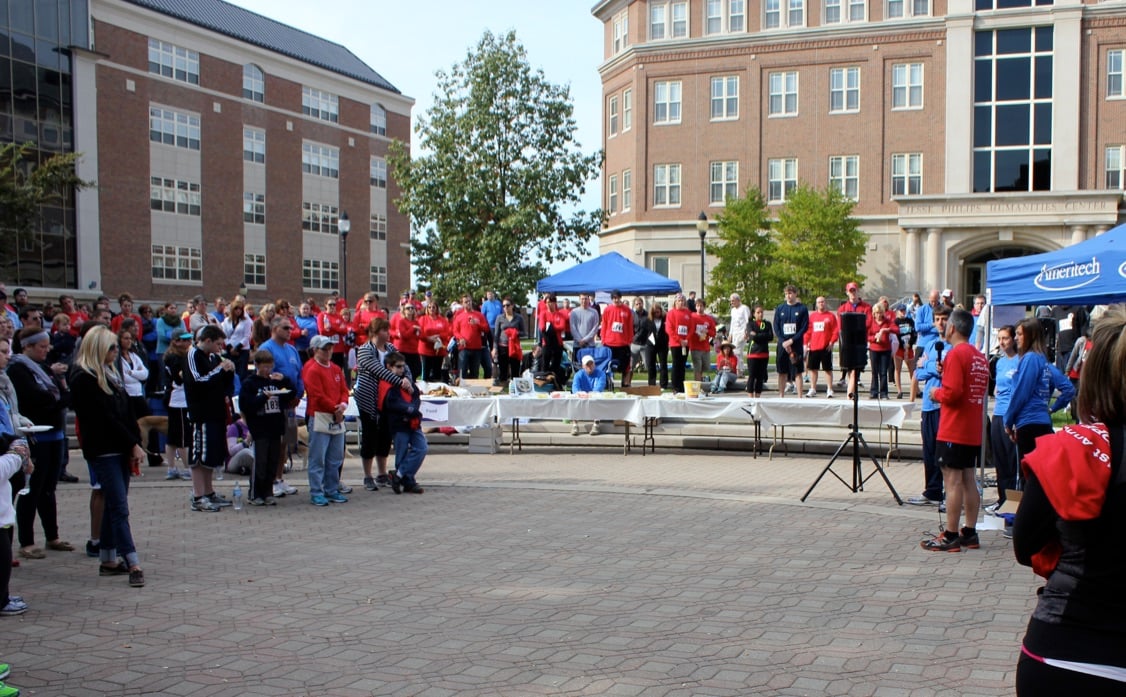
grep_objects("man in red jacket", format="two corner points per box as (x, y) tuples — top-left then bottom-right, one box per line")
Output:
(804, 296), (839, 398)
(599, 290), (634, 387)
(921, 308), (990, 552)
(452, 299), (490, 379)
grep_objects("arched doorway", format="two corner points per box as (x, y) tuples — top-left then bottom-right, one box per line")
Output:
(961, 246), (1046, 308)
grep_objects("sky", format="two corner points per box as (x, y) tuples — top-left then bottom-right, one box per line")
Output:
(227, 0), (607, 270)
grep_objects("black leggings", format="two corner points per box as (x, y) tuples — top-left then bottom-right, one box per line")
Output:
(1017, 652), (1126, 696)
(747, 356), (768, 395)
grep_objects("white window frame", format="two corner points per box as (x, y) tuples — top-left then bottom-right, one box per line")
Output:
(766, 0), (804, 29)
(149, 106), (200, 150)
(653, 163), (682, 207)
(709, 161), (739, 205)
(768, 71), (799, 117)
(243, 128), (264, 163)
(370, 157), (387, 188)
(829, 67), (860, 114)
(1109, 50), (1124, 99)
(370, 213), (388, 240)
(826, 0), (866, 23)
(243, 253), (266, 287)
(613, 10), (630, 54)
(623, 89), (633, 131)
(829, 155), (860, 201)
(608, 174), (619, 214)
(303, 259), (339, 291)
(370, 266), (388, 294)
(302, 201), (340, 234)
(887, 0), (930, 17)
(654, 80), (682, 124)
(302, 142), (340, 179)
(609, 95), (620, 137)
(622, 169), (633, 212)
(706, 0), (723, 34)
(767, 158), (798, 203)
(152, 244), (202, 283)
(649, 1), (688, 40)
(371, 103), (387, 136)
(302, 86), (339, 123)
(1106, 145), (1125, 189)
(150, 176), (201, 216)
(243, 192), (265, 224)
(148, 39), (199, 85)
(711, 76), (739, 121)
(892, 62), (924, 110)
(891, 153), (922, 196)
(242, 64), (264, 102)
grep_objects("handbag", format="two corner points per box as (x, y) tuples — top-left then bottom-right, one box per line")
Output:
(312, 411), (344, 434)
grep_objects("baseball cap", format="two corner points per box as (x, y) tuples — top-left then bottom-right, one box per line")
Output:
(176, 331), (193, 340)
(309, 335), (338, 350)
(941, 288), (953, 299)
(582, 355), (595, 366)
(845, 282), (859, 292)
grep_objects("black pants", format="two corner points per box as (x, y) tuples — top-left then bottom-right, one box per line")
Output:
(403, 352), (422, 383)
(747, 357), (768, 395)
(496, 352), (521, 382)
(643, 345), (668, 389)
(422, 355), (445, 383)
(989, 415), (1019, 502)
(868, 350), (891, 397)
(1015, 422), (1053, 462)
(921, 408), (944, 501)
(17, 437), (62, 547)
(670, 346), (688, 393)
(251, 436), (282, 500)
(1017, 652), (1126, 696)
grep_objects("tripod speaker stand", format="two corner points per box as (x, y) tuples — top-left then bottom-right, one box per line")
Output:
(800, 313), (902, 504)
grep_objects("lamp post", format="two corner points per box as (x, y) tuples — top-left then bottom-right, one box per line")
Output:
(237, 283), (247, 299)
(338, 211), (350, 302)
(696, 211), (708, 297)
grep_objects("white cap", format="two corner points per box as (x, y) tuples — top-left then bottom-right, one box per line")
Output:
(941, 288), (953, 299)
(582, 355), (595, 366)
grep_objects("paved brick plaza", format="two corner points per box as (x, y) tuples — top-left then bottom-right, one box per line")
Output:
(4, 444), (1032, 696)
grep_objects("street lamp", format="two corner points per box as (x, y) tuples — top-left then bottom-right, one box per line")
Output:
(237, 283), (247, 299)
(338, 210), (350, 302)
(696, 211), (708, 297)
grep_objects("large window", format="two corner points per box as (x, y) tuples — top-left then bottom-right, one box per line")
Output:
(371, 104), (387, 135)
(1110, 50), (1124, 99)
(152, 245), (202, 282)
(370, 213), (388, 240)
(148, 39), (199, 85)
(769, 71), (799, 116)
(302, 142), (340, 178)
(623, 89), (633, 131)
(710, 161), (738, 204)
(975, 0), (1051, 9)
(302, 87), (339, 123)
(892, 63), (924, 109)
(891, 153), (922, 196)
(887, 0), (930, 17)
(653, 164), (682, 207)
(705, 0), (746, 34)
(765, 0), (804, 29)
(711, 76), (739, 120)
(242, 64), (264, 102)
(613, 10), (630, 54)
(150, 177), (201, 216)
(654, 81), (682, 124)
(829, 155), (860, 201)
(370, 266), (388, 294)
(303, 259), (339, 291)
(244, 253), (266, 286)
(622, 169), (633, 211)
(825, 0), (866, 23)
(768, 158), (798, 203)
(653, 256), (670, 277)
(830, 67), (860, 113)
(649, 1), (688, 40)
(149, 107), (200, 150)
(370, 157), (387, 188)
(243, 192), (265, 224)
(243, 128), (265, 163)
(608, 174), (619, 214)
(1106, 146), (1124, 189)
(609, 95), (620, 136)
(302, 202), (339, 233)
(972, 26), (1054, 193)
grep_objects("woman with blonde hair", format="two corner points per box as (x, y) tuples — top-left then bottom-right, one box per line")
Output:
(70, 326), (145, 587)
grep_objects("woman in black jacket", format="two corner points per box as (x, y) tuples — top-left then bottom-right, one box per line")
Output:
(640, 303), (669, 389)
(746, 305), (774, 397)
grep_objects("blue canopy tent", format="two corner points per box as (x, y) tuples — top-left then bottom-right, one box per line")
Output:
(985, 225), (1126, 306)
(536, 251), (682, 295)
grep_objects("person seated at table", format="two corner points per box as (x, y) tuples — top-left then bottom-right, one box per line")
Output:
(712, 341), (738, 393)
(571, 354), (606, 437)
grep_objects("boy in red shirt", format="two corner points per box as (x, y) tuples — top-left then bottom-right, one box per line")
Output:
(599, 290), (635, 387)
(687, 298), (716, 383)
(803, 296), (839, 398)
(921, 308), (990, 552)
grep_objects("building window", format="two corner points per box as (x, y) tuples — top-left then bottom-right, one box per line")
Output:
(242, 64), (264, 102)
(767, 158), (798, 203)
(972, 26), (1053, 193)
(243, 192), (265, 224)
(892, 63), (924, 109)
(653, 163), (682, 207)
(711, 76), (739, 120)
(1105, 146), (1124, 189)
(891, 153), (922, 195)
(302, 202), (340, 233)
(302, 142), (340, 178)
(649, 1), (688, 40)
(243, 128), (265, 163)
(829, 155), (860, 201)
(826, 0), (866, 22)
(370, 213), (388, 240)
(653, 256), (670, 277)
(371, 103), (387, 135)
(149, 177), (201, 216)
(244, 253), (266, 286)
(887, 0), (930, 17)
(613, 10), (630, 54)
(302, 87), (339, 123)
(303, 259), (339, 291)
(147, 39), (199, 85)
(707, 0), (745, 34)
(765, 0), (804, 29)
(622, 169), (632, 211)
(1109, 50), (1124, 99)
(370, 157), (387, 188)
(370, 266), (388, 294)
(769, 71), (799, 116)
(609, 95), (620, 136)
(152, 244), (202, 282)
(829, 67), (860, 113)
(710, 161), (738, 204)
(623, 89), (633, 131)
(149, 107), (200, 150)
(654, 81), (682, 124)
(975, 0), (1052, 9)
(609, 174), (619, 214)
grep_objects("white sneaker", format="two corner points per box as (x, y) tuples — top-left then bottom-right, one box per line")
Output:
(278, 480), (298, 495)
(826, 390), (834, 399)
(785, 383), (797, 394)
(805, 388), (816, 398)
(589, 424), (601, 436)
(570, 423), (580, 436)
(272, 481), (287, 497)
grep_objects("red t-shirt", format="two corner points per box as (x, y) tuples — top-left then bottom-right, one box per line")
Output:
(804, 311), (839, 352)
(354, 308), (387, 345)
(300, 359), (349, 416)
(110, 313), (143, 334)
(933, 342), (990, 446)
(541, 309), (569, 341)
(687, 312), (716, 352)
(453, 310), (489, 350)
(665, 307), (693, 348)
(600, 303), (634, 347)
(867, 314), (895, 352)
(391, 313), (421, 354)
(318, 311), (349, 354)
(418, 315), (451, 356)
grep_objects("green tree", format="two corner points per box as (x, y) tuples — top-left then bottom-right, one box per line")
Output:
(388, 30), (603, 303)
(1, 142), (93, 255)
(770, 183), (867, 301)
(706, 186), (777, 314)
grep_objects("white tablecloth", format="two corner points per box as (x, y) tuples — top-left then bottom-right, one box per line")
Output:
(495, 396), (648, 426)
(419, 397), (497, 427)
(642, 397), (758, 423)
(752, 397), (915, 429)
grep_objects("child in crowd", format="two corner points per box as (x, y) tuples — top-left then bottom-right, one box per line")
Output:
(377, 352), (427, 494)
(238, 351), (294, 505)
(712, 341), (738, 393)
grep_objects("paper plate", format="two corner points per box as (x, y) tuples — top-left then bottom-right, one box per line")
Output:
(22, 425), (53, 433)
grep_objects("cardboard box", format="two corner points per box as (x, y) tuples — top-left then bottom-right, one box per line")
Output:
(467, 425), (503, 454)
(998, 489), (1022, 515)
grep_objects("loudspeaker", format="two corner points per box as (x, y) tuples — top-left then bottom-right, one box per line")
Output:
(839, 312), (869, 370)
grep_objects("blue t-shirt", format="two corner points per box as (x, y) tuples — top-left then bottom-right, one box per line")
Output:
(914, 341), (944, 413)
(481, 299), (503, 330)
(262, 339), (305, 401)
(572, 368), (606, 393)
(992, 353), (1019, 418)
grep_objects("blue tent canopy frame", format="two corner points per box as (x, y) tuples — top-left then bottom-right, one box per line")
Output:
(985, 224), (1126, 307)
(536, 251), (683, 296)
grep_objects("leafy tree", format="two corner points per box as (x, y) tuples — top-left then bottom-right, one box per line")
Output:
(706, 186), (777, 315)
(388, 30), (603, 303)
(769, 183), (867, 301)
(1, 142), (93, 255)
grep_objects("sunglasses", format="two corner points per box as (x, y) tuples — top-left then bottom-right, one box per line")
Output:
(502, 303), (512, 307)
(392, 364), (406, 369)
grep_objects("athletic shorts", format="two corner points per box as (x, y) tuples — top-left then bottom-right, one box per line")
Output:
(776, 347), (804, 376)
(895, 346), (916, 361)
(807, 349), (833, 372)
(935, 441), (979, 470)
(359, 412), (391, 460)
(167, 406), (190, 448)
(190, 419), (229, 469)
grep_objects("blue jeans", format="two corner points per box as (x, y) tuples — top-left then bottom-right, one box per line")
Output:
(90, 453), (139, 566)
(459, 348), (482, 380)
(306, 427), (344, 497)
(392, 428), (428, 481)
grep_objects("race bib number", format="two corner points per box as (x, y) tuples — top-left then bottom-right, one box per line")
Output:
(265, 396), (280, 414)
(1059, 315), (1073, 332)
(813, 321), (825, 332)
(612, 321), (623, 333)
(677, 325), (688, 336)
(783, 323), (796, 335)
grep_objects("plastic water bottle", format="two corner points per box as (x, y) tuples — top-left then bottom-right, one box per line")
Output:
(232, 481), (243, 511)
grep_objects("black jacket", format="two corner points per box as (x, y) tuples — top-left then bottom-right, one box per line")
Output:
(183, 346), (234, 422)
(70, 370), (141, 459)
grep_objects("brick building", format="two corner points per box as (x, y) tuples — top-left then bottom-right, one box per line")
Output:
(592, 0), (1125, 304)
(2, 0), (412, 306)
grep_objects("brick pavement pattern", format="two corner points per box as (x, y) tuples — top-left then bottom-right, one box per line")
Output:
(3, 445), (1032, 696)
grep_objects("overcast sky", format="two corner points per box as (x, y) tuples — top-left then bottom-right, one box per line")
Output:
(228, 0), (606, 267)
